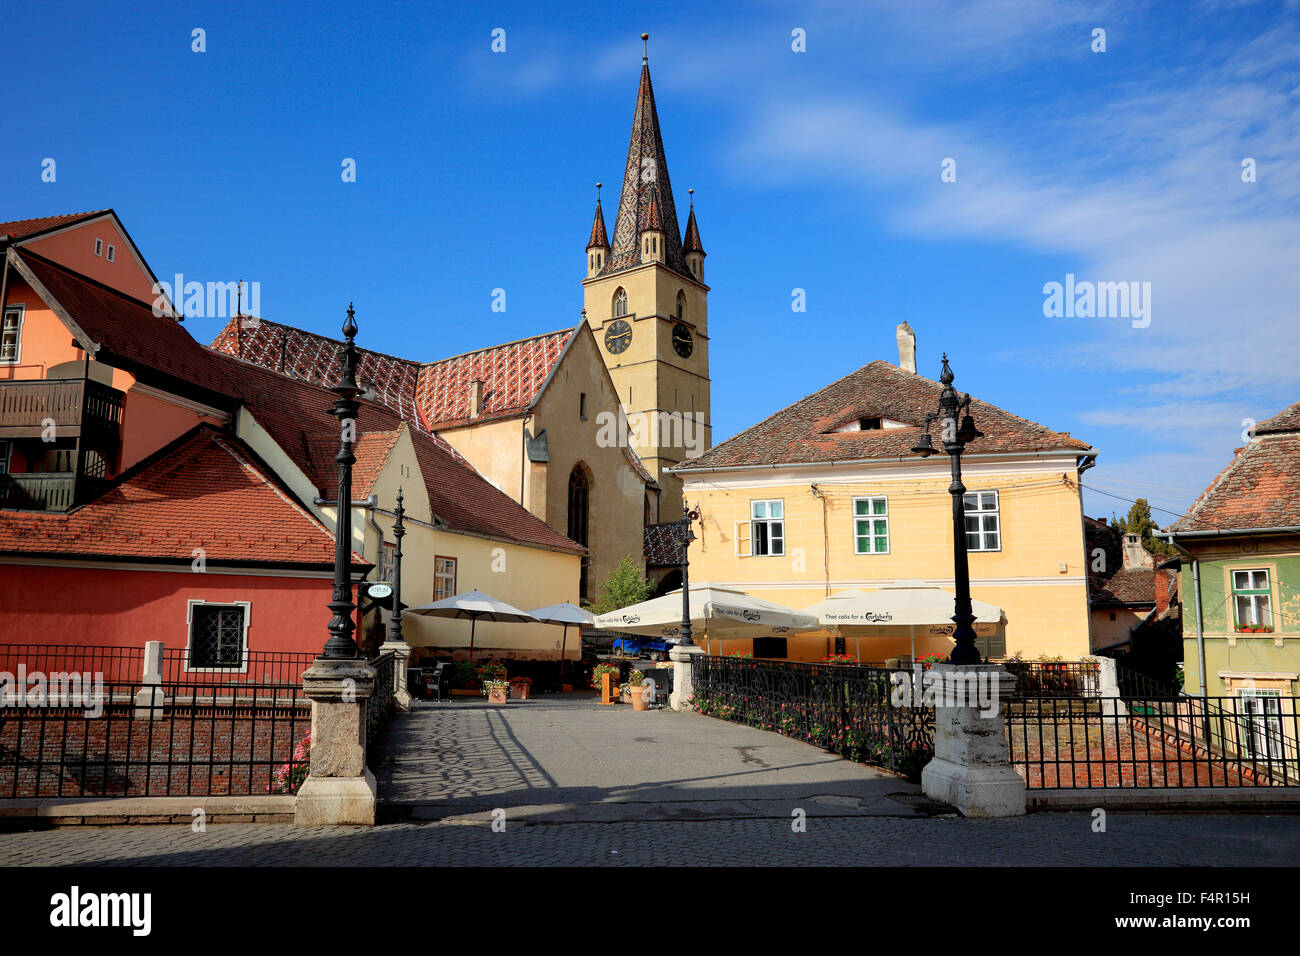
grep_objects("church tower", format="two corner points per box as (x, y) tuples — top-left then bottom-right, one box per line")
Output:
(582, 35), (711, 521)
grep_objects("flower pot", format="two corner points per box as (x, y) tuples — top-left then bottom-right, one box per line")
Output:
(631, 686), (650, 711)
(510, 683), (531, 700)
(621, 688), (632, 704)
(487, 687), (509, 704)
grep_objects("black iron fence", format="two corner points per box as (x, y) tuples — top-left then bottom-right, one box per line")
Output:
(367, 652), (396, 747)
(0, 644), (145, 686)
(160, 648), (317, 687)
(1001, 660), (1101, 698)
(1007, 693), (1300, 789)
(690, 655), (933, 779)
(0, 679), (309, 798)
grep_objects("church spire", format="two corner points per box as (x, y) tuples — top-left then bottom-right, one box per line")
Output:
(587, 182), (609, 249)
(682, 189), (704, 255)
(604, 33), (687, 277)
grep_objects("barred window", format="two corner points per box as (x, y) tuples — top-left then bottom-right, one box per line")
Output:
(188, 603), (247, 669)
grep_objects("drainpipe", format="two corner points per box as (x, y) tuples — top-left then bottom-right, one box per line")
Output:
(1161, 531), (1207, 698)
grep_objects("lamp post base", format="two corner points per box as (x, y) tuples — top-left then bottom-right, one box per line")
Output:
(668, 645), (705, 712)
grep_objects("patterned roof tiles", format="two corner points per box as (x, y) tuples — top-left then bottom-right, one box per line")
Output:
(601, 61), (690, 279)
(414, 328), (575, 428)
(587, 197), (610, 249)
(0, 211), (111, 241)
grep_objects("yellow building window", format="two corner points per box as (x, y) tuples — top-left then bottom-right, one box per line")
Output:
(853, 496), (889, 554)
(435, 556), (457, 600)
(750, 499), (784, 556)
(963, 490), (1001, 552)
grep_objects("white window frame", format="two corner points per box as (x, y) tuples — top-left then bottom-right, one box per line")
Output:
(749, 499), (785, 557)
(1232, 569), (1272, 629)
(853, 495), (890, 555)
(105, 244), (116, 263)
(184, 600), (252, 673)
(963, 490), (1001, 552)
(1237, 688), (1284, 760)
(434, 556), (457, 601)
(94, 238), (103, 256)
(1, 305), (24, 365)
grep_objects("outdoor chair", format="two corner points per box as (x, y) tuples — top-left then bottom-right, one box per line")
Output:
(426, 662), (451, 702)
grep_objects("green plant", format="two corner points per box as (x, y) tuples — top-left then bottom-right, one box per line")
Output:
(583, 554), (653, 615)
(482, 678), (510, 696)
(268, 733), (311, 794)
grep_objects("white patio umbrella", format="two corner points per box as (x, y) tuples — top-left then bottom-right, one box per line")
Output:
(525, 601), (595, 676)
(802, 583), (1005, 662)
(593, 582), (819, 654)
(405, 590), (537, 662)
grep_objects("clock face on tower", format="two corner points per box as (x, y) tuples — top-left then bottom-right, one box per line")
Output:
(672, 323), (693, 358)
(604, 319), (633, 355)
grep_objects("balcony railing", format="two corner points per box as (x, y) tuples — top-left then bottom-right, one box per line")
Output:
(0, 473), (77, 511)
(0, 378), (124, 439)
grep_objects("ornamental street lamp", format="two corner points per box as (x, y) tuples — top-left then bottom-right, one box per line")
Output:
(323, 304), (362, 660)
(675, 507), (701, 647)
(387, 488), (407, 645)
(911, 354), (985, 665)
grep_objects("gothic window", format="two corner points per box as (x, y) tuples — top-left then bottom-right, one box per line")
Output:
(613, 288), (628, 318)
(568, 465), (591, 597)
(676, 291), (686, 321)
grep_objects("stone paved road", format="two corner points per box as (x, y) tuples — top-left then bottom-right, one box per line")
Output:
(0, 812), (1296, 866)
(1, 697), (1297, 866)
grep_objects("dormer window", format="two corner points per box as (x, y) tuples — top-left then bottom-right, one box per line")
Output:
(613, 287), (628, 317)
(859, 417), (882, 430)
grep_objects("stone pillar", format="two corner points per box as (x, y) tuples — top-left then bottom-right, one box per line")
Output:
(668, 645), (705, 712)
(921, 663), (1026, 818)
(295, 657), (377, 827)
(1096, 656), (1127, 718)
(133, 640), (165, 719)
(379, 640), (413, 711)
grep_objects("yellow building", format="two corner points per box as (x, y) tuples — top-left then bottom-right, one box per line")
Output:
(671, 326), (1098, 662)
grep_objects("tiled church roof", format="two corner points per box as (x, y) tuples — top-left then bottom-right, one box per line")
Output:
(415, 328), (575, 428)
(600, 59), (690, 278)
(210, 316), (423, 421)
(682, 203), (705, 255)
(210, 317), (576, 431)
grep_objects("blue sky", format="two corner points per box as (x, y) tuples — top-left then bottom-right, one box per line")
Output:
(4, 0), (1297, 522)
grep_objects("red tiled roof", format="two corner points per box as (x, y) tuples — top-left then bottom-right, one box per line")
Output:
(1257, 400), (1300, 435)
(210, 316), (423, 421)
(0, 426), (348, 567)
(681, 360), (1093, 470)
(414, 328), (575, 428)
(0, 211), (110, 242)
(14, 250), (240, 402)
(209, 350), (584, 554)
(11, 256), (582, 556)
(1084, 517), (1156, 606)
(1169, 430), (1300, 533)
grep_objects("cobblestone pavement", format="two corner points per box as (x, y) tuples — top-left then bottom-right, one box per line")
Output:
(1, 697), (1296, 866)
(0, 812), (1296, 866)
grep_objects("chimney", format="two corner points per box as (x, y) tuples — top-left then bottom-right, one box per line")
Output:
(1097, 518), (1107, 526)
(896, 322), (916, 374)
(1121, 532), (1154, 570)
(469, 379), (484, 419)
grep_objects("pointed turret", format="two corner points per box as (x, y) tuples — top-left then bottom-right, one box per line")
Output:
(640, 183), (667, 264)
(682, 188), (705, 280)
(604, 37), (687, 277)
(586, 183), (610, 277)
